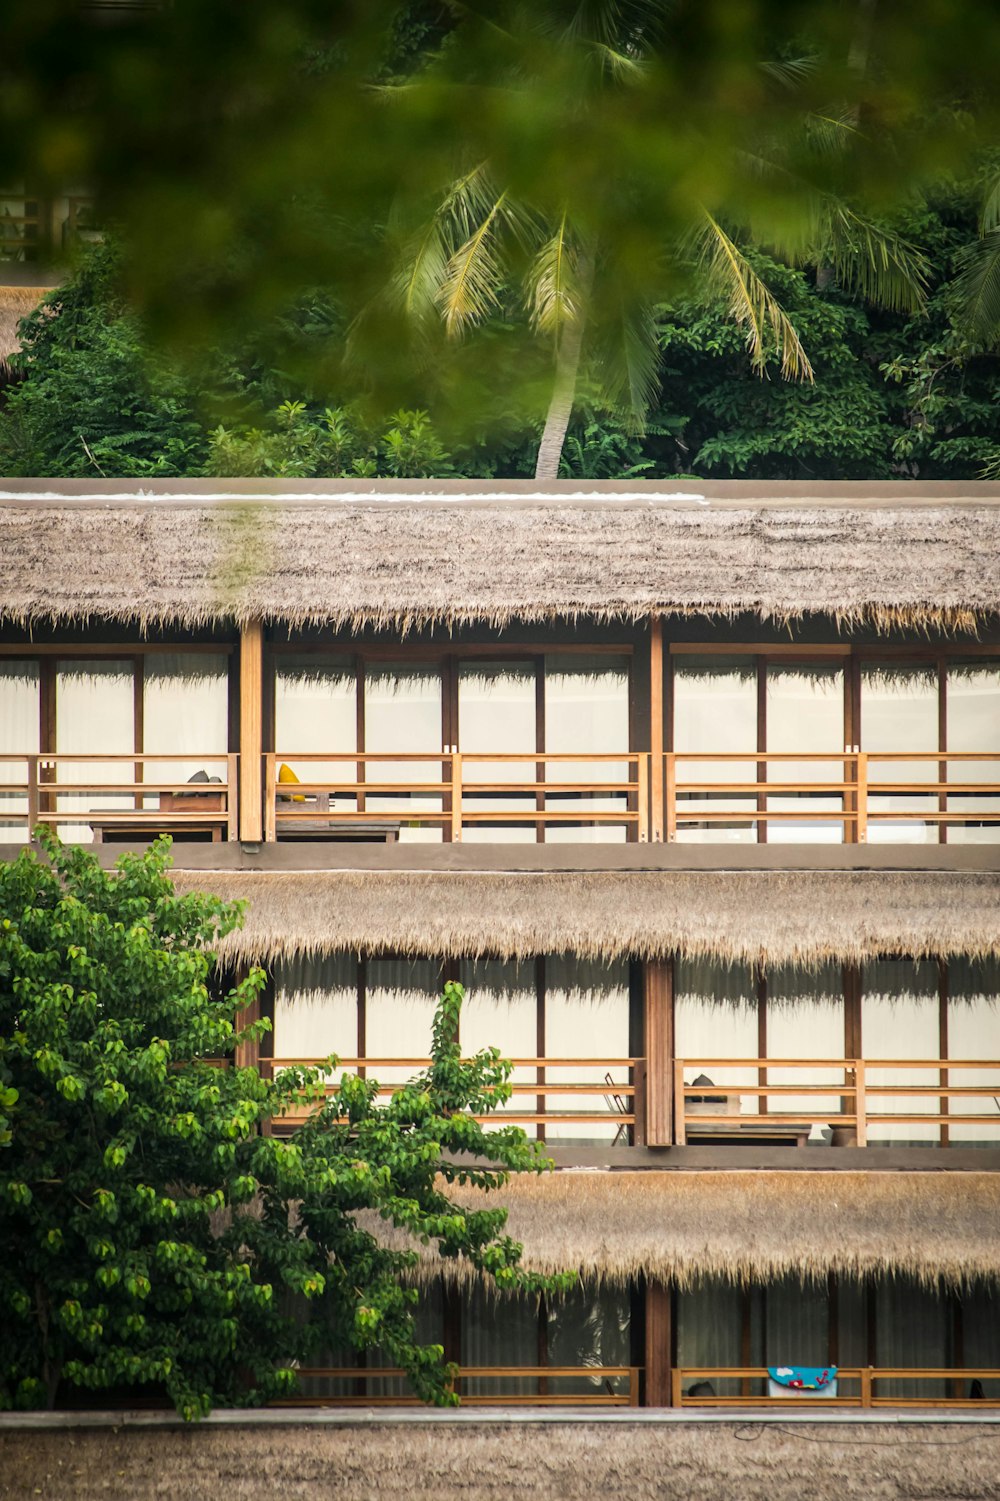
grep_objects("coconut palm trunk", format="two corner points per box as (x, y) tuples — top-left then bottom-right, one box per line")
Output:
(534, 307), (588, 480)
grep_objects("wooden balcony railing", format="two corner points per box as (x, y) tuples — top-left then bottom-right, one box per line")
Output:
(266, 1056), (642, 1139)
(0, 754), (239, 842)
(675, 1058), (1000, 1146)
(267, 750), (1000, 842)
(265, 752), (648, 841)
(672, 1367), (1000, 1407)
(280, 1365), (642, 1407)
(665, 750), (1000, 841)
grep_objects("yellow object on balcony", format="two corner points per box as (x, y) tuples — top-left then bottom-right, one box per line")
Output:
(278, 762), (306, 803)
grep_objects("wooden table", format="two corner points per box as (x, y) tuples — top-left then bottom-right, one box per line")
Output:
(685, 1122), (814, 1148)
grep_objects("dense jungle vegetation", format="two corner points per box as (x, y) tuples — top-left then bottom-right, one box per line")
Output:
(3, 177), (999, 482)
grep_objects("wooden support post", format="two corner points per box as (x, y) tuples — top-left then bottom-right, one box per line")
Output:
(854, 1059), (867, 1147)
(239, 623), (264, 843)
(644, 959), (674, 1145)
(649, 617), (664, 842)
(645, 1279), (673, 1407)
(856, 752), (868, 844)
(26, 755), (39, 842)
(234, 976), (261, 1073)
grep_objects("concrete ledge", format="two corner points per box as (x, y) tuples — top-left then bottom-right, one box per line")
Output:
(4, 842), (998, 874)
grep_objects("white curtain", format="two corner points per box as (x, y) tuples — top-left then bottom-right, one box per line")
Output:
(0, 662), (38, 842)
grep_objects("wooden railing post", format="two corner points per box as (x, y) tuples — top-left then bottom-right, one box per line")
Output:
(632, 1060), (647, 1147)
(263, 754), (276, 843)
(861, 1367), (873, 1408)
(636, 753), (649, 843)
(26, 755), (39, 843)
(854, 1059), (867, 1147)
(645, 1278), (673, 1407)
(665, 753), (677, 842)
(450, 752), (463, 842)
(856, 752), (868, 844)
(227, 753), (240, 841)
(674, 1059), (687, 1146)
(671, 1369), (683, 1407)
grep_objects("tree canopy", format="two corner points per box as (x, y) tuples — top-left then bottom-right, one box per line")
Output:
(0, 832), (564, 1419)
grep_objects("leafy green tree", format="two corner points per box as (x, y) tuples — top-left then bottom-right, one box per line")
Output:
(0, 832), (562, 1420)
(0, 241), (206, 478)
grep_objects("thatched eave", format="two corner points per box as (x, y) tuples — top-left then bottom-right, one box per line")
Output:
(1, 486), (999, 629)
(170, 867), (1000, 967)
(0, 286), (44, 376)
(375, 1170), (1000, 1289)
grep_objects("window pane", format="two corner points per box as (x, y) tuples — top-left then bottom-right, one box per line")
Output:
(862, 960), (940, 1144)
(461, 1285), (538, 1397)
(861, 664), (938, 843)
(544, 652), (630, 844)
(672, 656), (757, 843)
(946, 662), (1000, 844)
(56, 660), (134, 842)
(765, 664), (845, 845)
(275, 655), (357, 814)
(459, 661), (536, 843)
(873, 1277), (950, 1399)
(0, 662), (38, 843)
(764, 1276), (831, 1371)
(543, 956), (630, 1143)
(365, 663), (443, 842)
(961, 1285), (1000, 1398)
(946, 958), (1000, 1146)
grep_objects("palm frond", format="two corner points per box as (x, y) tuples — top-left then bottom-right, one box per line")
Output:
(696, 214), (814, 381)
(823, 204), (928, 313)
(955, 230), (1000, 343)
(391, 215), (450, 332)
(586, 40), (646, 81)
(435, 191), (512, 337)
(759, 54), (818, 89)
(598, 302), (660, 429)
(981, 176), (1000, 234)
(525, 216), (585, 338)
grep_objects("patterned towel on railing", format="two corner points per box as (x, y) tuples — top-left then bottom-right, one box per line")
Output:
(768, 1366), (837, 1390)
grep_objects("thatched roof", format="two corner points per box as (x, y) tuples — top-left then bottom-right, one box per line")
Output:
(6, 1418), (1000, 1501)
(1, 484), (999, 629)
(390, 1171), (1000, 1289)
(170, 868), (1000, 966)
(0, 287), (43, 374)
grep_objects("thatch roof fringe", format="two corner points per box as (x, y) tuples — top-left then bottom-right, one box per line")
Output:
(375, 1171), (1000, 1290)
(170, 868), (1000, 967)
(1, 496), (999, 628)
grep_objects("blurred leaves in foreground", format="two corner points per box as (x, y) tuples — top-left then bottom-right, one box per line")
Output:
(3, 2), (1000, 455)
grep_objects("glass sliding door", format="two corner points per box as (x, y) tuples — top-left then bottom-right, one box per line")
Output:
(364, 957), (443, 1085)
(56, 659), (135, 841)
(365, 662), (443, 842)
(946, 662), (1000, 844)
(544, 652), (630, 843)
(765, 663), (846, 844)
(275, 654), (359, 823)
(458, 660), (537, 842)
(862, 960), (940, 1144)
(0, 662), (38, 842)
(674, 959), (759, 1122)
(543, 956), (631, 1143)
(271, 953), (359, 1068)
(946, 958), (1000, 1146)
(459, 957), (538, 1130)
(766, 964), (845, 1132)
(142, 652), (229, 801)
(861, 663), (939, 843)
(672, 656), (757, 842)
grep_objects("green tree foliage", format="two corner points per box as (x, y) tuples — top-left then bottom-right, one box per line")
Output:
(0, 242), (206, 478)
(0, 832), (563, 1419)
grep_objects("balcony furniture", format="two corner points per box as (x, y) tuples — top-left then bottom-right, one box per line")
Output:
(275, 819), (400, 843)
(685, 1121), (813, 1148)
(603, 1071), (631, 1146)
(90, 814), (226, 844)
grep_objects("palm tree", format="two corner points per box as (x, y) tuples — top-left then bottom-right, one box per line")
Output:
(387, 6), (928, 478)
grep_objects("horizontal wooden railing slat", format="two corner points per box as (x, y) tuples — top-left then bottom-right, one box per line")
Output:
(675, 1367), (1000, 1408)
